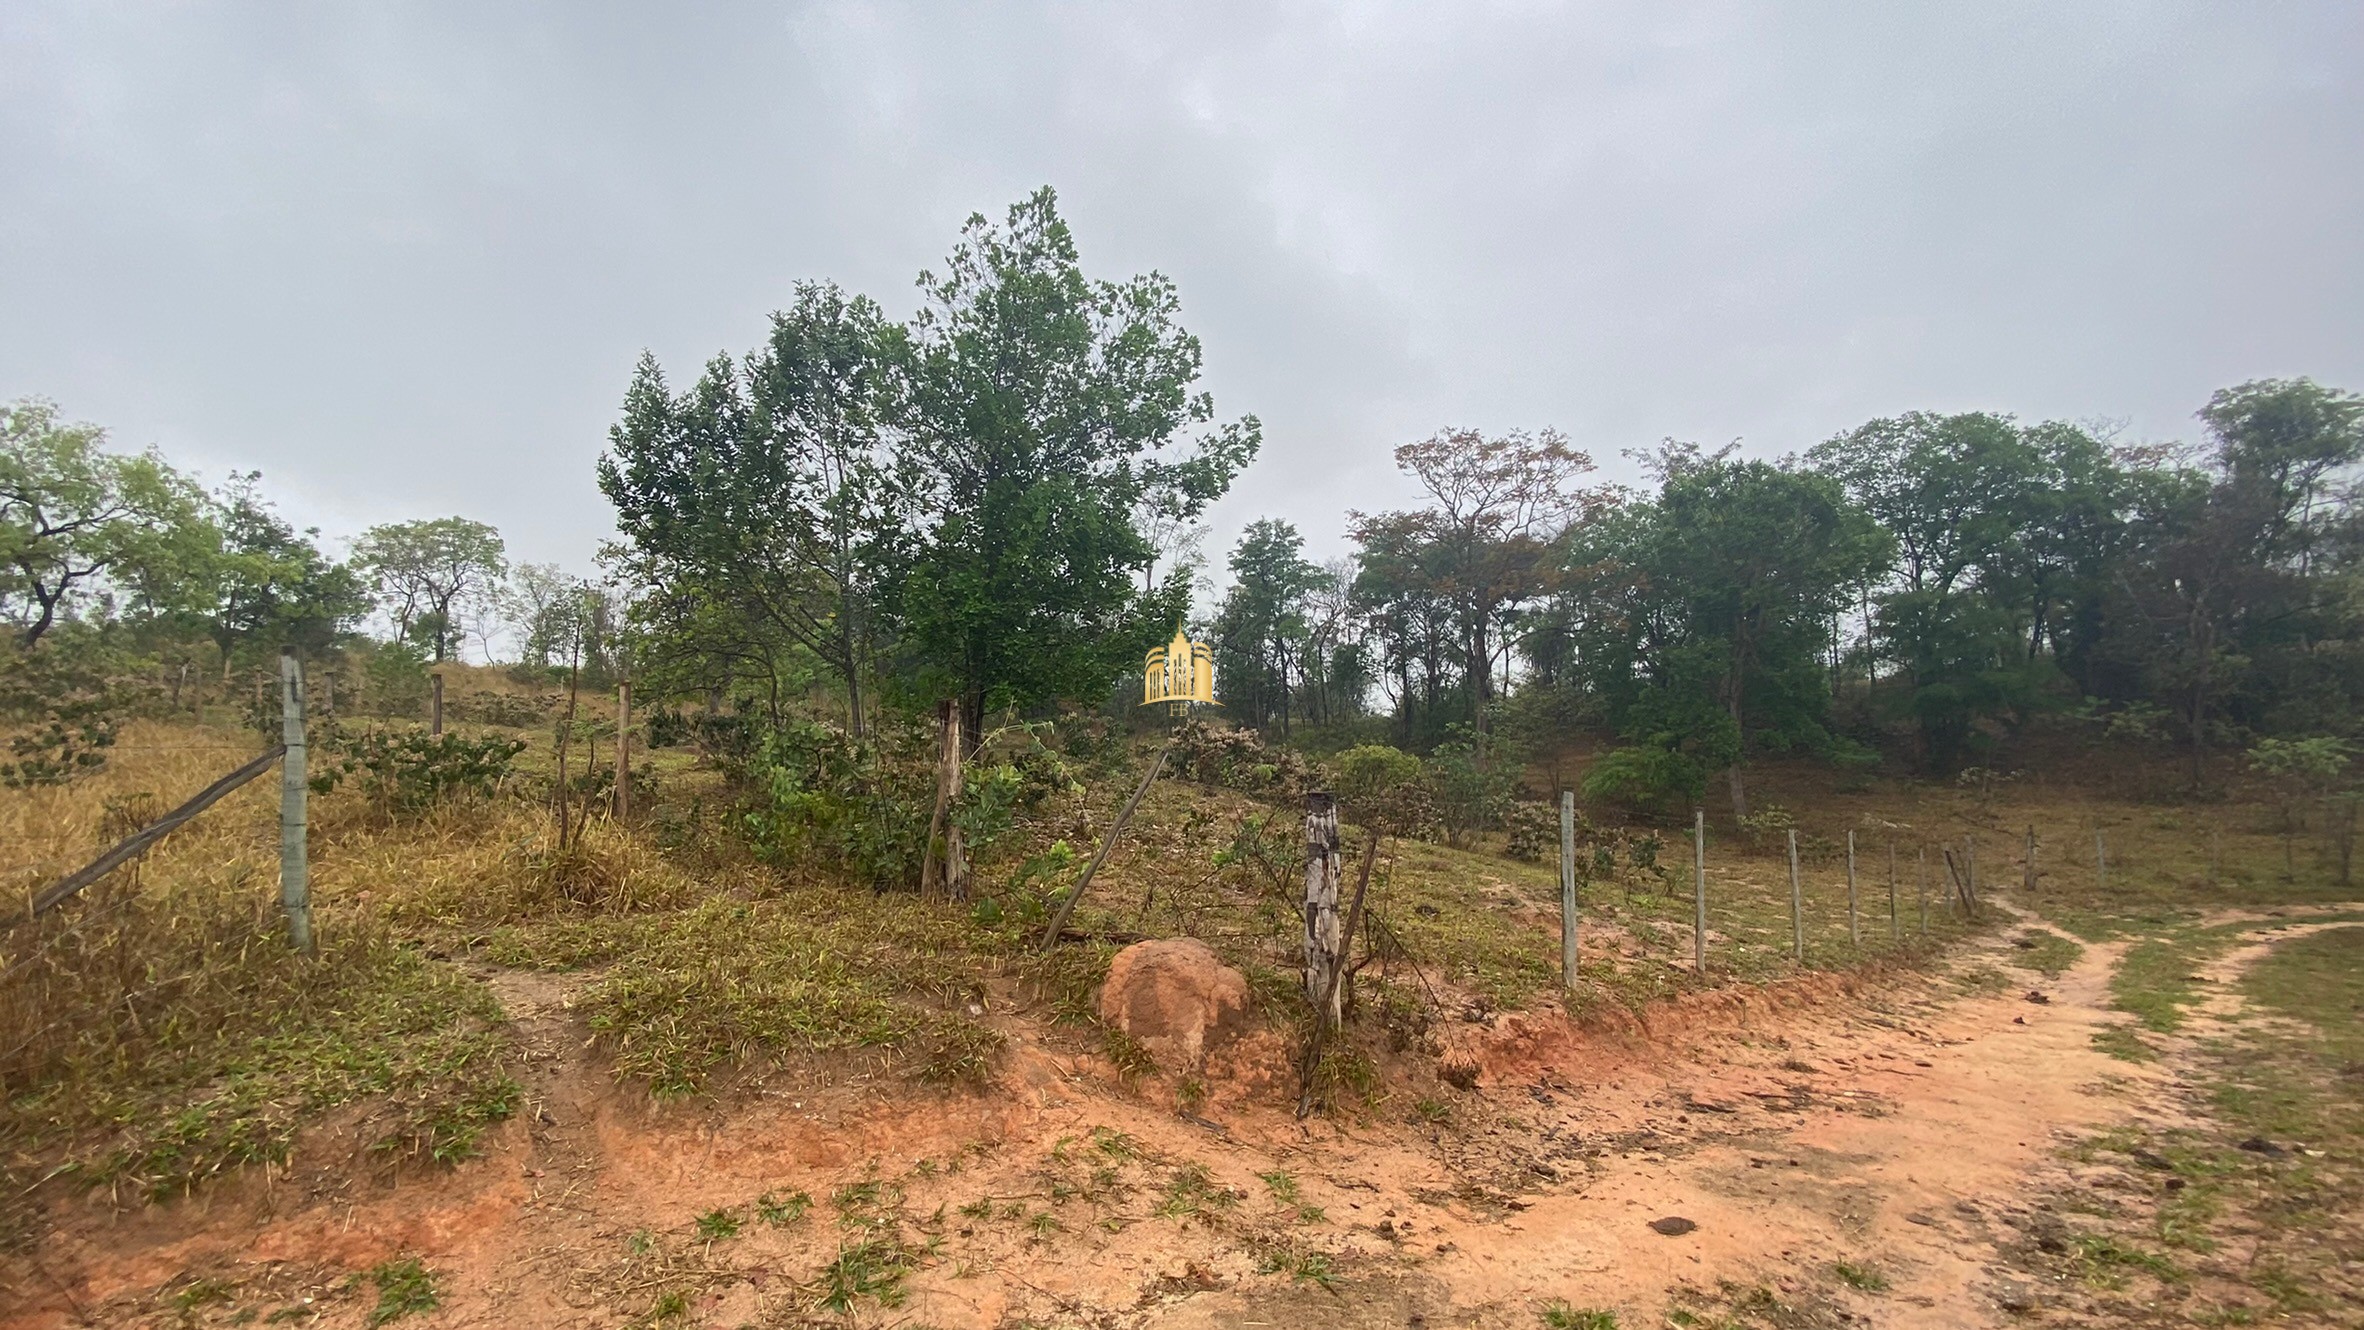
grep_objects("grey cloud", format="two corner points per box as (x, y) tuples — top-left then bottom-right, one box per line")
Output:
(2, 2), (2358, 582)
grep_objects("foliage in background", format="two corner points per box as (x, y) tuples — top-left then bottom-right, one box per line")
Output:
(310, 726), (528, 812)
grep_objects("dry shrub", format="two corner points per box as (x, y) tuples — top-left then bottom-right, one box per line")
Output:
(0, 722), (520, 1228)
(338, 803), (703, 925)
(1, 879), (513, 1221)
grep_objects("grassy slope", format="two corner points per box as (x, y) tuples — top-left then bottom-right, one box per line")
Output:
(9, 705), (2363, 1254)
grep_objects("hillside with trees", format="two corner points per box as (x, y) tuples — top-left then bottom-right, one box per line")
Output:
(4, 191), (2361, 1328)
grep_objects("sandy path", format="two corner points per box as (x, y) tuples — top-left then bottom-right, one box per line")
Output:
(11, 906), (2353, 1328)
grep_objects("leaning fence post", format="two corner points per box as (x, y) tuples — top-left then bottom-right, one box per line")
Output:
(279, 652), (313, 955)
(1558, 790), (1578, 987)
(1787, 829), (1805, 962)
(1693, 808), (1708, 975)
(1845, 829), (1859, 947)
(1304, 793), (1344, 1026)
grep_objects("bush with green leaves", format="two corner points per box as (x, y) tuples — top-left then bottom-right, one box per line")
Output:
(1170, 716), (1323, 802)
(745, 719), (932, 890)
(1501, 800), (1558, 862)
(1333, 742), (1435, 836)
(0, 647), (123, 787)
(309, 726), (527, 810)
(1580, 741), (1707, 820)
(1424, 729), (1519, 848)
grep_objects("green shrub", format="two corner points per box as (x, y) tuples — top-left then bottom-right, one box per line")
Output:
(310, 725), (527, 810)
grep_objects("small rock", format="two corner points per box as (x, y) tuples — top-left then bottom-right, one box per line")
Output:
(2024, 990), (2051, 1005)
(2237, 1136), (2286, 1157)
(1649, 1216), (1698, 1236)
(1955, 1200), (1983, 1218)
(1906, 1212), (1936, 1226)
(1994, 1281), (2039, 1314)
(2013, 1016), (2027, 1025)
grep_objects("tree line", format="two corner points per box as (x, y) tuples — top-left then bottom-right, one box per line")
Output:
(10, 184), (2361, 823)
(0, 398), (626, 689)
(1209, 381), (2364, 812)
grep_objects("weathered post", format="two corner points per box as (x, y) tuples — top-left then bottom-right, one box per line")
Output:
(1693, 808), (1708, 975)
(1966, 834), (1979, 914)
(921, 700), (967, 899)
(1304, 793), (1344, 1027)
(2096, 830), (2108, 891)
(1787, 829), (1805, 962)
(279, 652), (313, 955)
(431, 671), (444, 736)
(1917, 845), (1928, 934)
(1846, 829), (1860, 947)
(2024, 824), (2037, 894)
(614, 680), (632, 820)
(1887, 839), (1899, 940)
(1559, 790), (1578, 988)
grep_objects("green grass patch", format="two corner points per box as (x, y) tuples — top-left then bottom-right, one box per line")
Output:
(2006, 928), (2083, 976)
(4, 924), (516, 1202)
(562, 895), (1006, 1094)
(1831, 1260), (1888, 1292)
(1538, 1301), (1619, 1329)
(364, 1257), (440, 1325)
(2091, 1026), (2159, 1062)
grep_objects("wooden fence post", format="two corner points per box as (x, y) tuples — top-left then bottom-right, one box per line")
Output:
(1304, 793), (1344, 1027)
(614, 680), (632, 820)
(1693, 808), (1708, 974)
(2096, 830), (2108, 891)
(1559, 790), (1578, 988)
(2024, 824), (2037, 894)
(1917, 845), (1928, 934)
(1966, 834), (1979, 914)
(431, 671), (444, 736)
(1846, 829), (1859, 947)
(1787, 829), (1805, 962)
(279, 653), (313, 955)
(1887, 839), (1898, 940)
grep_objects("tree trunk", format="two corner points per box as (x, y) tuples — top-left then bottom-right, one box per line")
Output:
(922, 699), (969, 900)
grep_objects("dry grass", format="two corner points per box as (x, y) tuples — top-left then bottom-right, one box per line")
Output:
(10, 709), (2362, 1248)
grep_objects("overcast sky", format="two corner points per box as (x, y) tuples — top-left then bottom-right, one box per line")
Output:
(5, 2), (2360, 593)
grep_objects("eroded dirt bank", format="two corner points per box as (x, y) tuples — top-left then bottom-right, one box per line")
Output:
(7, 907), (2343, 1329)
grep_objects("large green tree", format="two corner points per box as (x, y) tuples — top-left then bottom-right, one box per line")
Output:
(1212, 519), (1323, 734)
(1351, 428), (1592, 738)
(183, 471), (369, 670)
(1809, 412), (2115, 768)
(889, 187), (1257, 737)
(601, 283), (902, 733)
(1568, 450), (1888, 817)
(353, 516), (507, 662)
(0, 398), (207, 647)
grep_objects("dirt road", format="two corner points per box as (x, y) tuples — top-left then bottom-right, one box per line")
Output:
(10, 907), (2346, 1328)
